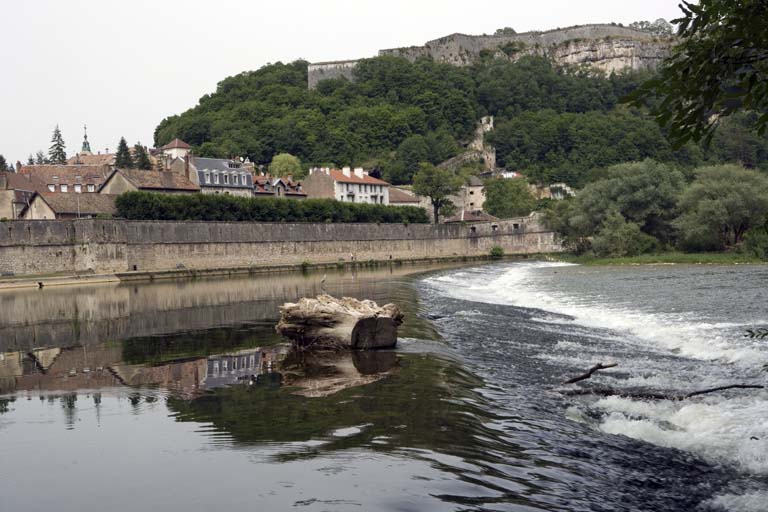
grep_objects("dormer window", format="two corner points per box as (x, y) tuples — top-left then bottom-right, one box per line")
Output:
(48, 184), (56, 192)
(205, 172), (210, 184)
(223, 173), (229, 184)
(74, 184), (82, 193)
(60, 184), (68, 192)
(213, 172), (219, 184)
(87, 184), (95, 192)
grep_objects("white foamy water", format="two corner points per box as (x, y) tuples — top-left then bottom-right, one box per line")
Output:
(424, 261), (768, 495)
(425, 262), (768, 366)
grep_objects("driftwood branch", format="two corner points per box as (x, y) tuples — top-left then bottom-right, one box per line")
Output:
(559, 383), (765, 401)
(563, 362), (617, 385)
(684, 384), (764, 399)
(560, 362), (764, 400)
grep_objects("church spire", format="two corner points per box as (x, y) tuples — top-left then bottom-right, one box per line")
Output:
(81, 124), (92, 154)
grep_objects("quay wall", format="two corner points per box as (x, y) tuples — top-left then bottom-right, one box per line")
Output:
(0, 214), (562, 277)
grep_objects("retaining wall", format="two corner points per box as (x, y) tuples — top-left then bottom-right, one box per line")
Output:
(0, 214), (562, 277)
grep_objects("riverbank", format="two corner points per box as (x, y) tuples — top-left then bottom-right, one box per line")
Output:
(552, 251), (766, 265)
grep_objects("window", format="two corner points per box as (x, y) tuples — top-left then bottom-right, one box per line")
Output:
(205, 172), (210, 184)
(48, 184), (56, 192)
(87, 184), (95, 192)
(74, 184), (82, 193)
(469, 190), (474, 195)
(60, 184), (68, 192)
(214, 172), (219, 184)
(223, 174), (229, 184)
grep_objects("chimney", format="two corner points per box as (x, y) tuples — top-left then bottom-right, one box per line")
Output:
(184, 153), (190, 180)
(353, 167), (364, 179)
(342, 166), (351, 178)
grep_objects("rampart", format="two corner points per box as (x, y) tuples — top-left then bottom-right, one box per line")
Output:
(0, 214), (561, 277)
(307, 59), (359, 89)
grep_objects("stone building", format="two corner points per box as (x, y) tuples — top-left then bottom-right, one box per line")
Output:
(253, 175), (306, 199)
(303, 167), (390, 205)
(99, 168), (200, 195)
(388, 187), (422, 208)
(21, 192), (118, 220)
(191, 157), (254, 197)
(0, 172), (39, 219)
(18, 165), (112, 193)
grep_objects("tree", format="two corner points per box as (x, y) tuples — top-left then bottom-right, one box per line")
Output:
(628, 1), (768, 145)
(494, 27), (517, 36)
(132, 143), (152, 170)
(412, 163), (463, 223)
(27, 154), (34, 165)
(629, 19), (673, 36)
(483, 177), (536, 218)
(591, 211), (658, 257)
(48, 125), (67, 164)
(675, 165), (768, 251)
(0, 154), (8, 172)
(115, 137), (133, 168)
(269, 153), (303, 178)
(35, 150), (47, 165)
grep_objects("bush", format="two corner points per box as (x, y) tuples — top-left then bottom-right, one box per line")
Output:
(591, 211), (658, 257)
(490, 246), (505, 259)
(744, 226), (768, 260)
(115, 192), (429, 224)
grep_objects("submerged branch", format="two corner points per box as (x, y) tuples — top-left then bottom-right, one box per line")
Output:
(563, 362), (618, 385)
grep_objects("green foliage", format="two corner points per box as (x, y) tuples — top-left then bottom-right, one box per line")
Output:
(489, 246), (504, 259)
(132, 143), (152, 170)
(483, 177), (536, 218)
(34, 151), (46, 165)
(675, 165), (768, 251)
(0, 154), (8, 172)
(629, 19), (674, 36)
(269, 153), (303, 178)
(494, 27), (517, 36)
(627, 1), (768, 145)
(591, 211), (659, 257)
(115, 137), (133, 168)
(47, 125), (67, 164)
(114, 191), (428, 224)
(744, 226), (768, 260)
(412, 163), (463, 223)
(26, 154), (34, 165)
(546, 160), (684, 253)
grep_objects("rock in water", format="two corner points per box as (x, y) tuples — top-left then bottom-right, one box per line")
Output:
(276, 294), (403, 349)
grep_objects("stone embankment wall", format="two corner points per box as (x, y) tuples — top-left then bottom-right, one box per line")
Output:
(307, 60), (359, 89)
(0, 214), (561, 277)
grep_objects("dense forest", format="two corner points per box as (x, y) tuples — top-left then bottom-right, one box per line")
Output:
(155, 55), (768, 187)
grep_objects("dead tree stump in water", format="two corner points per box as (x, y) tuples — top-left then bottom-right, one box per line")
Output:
(276, 294), (403, 349)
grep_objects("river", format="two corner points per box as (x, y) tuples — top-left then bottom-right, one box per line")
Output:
(1, 261), (766, 511)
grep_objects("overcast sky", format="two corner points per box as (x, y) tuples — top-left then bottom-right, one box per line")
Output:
(0, 0), (682, 164)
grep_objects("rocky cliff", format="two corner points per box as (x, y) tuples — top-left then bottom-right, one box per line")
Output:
(308, 24), (673, 88)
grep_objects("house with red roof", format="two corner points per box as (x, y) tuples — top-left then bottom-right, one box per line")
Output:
(302, 167), (390, 205)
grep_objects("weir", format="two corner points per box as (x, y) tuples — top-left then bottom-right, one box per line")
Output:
(0, 213), (562, 279)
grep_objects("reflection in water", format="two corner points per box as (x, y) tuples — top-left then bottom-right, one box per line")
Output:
(0, 263), (443, 354)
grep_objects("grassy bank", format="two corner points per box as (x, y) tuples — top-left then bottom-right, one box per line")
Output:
(552, 251), (767, 266)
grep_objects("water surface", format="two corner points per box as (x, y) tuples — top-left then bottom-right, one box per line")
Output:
(1, 261), (766, 511)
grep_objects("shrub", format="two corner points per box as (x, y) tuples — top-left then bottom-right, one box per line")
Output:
(490, 246), (505, 259)
(115, 192), (429, 224)
(744, 226), (768, 260)
(591, 211), (658, 257)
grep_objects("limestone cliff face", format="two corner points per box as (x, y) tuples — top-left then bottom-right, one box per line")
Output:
(537, 38), (673, 73)
(307, 24), (674, 88)
(378, 24), (674, 73)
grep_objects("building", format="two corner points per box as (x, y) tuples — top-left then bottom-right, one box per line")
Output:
(302, 167), (390, 204)
(253, 175), (306, 199)
(191, 157), (254, 197)
(444, 210), (500, 224)
(0, 172), (40, 219)
(460, 175), (486, 212)
(99, 168), (200, 195)
(161, 139), (192, 160)
(388, 187), (422, 208)
(18, 165), (112, 193)
(21, 192), (118, 220)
